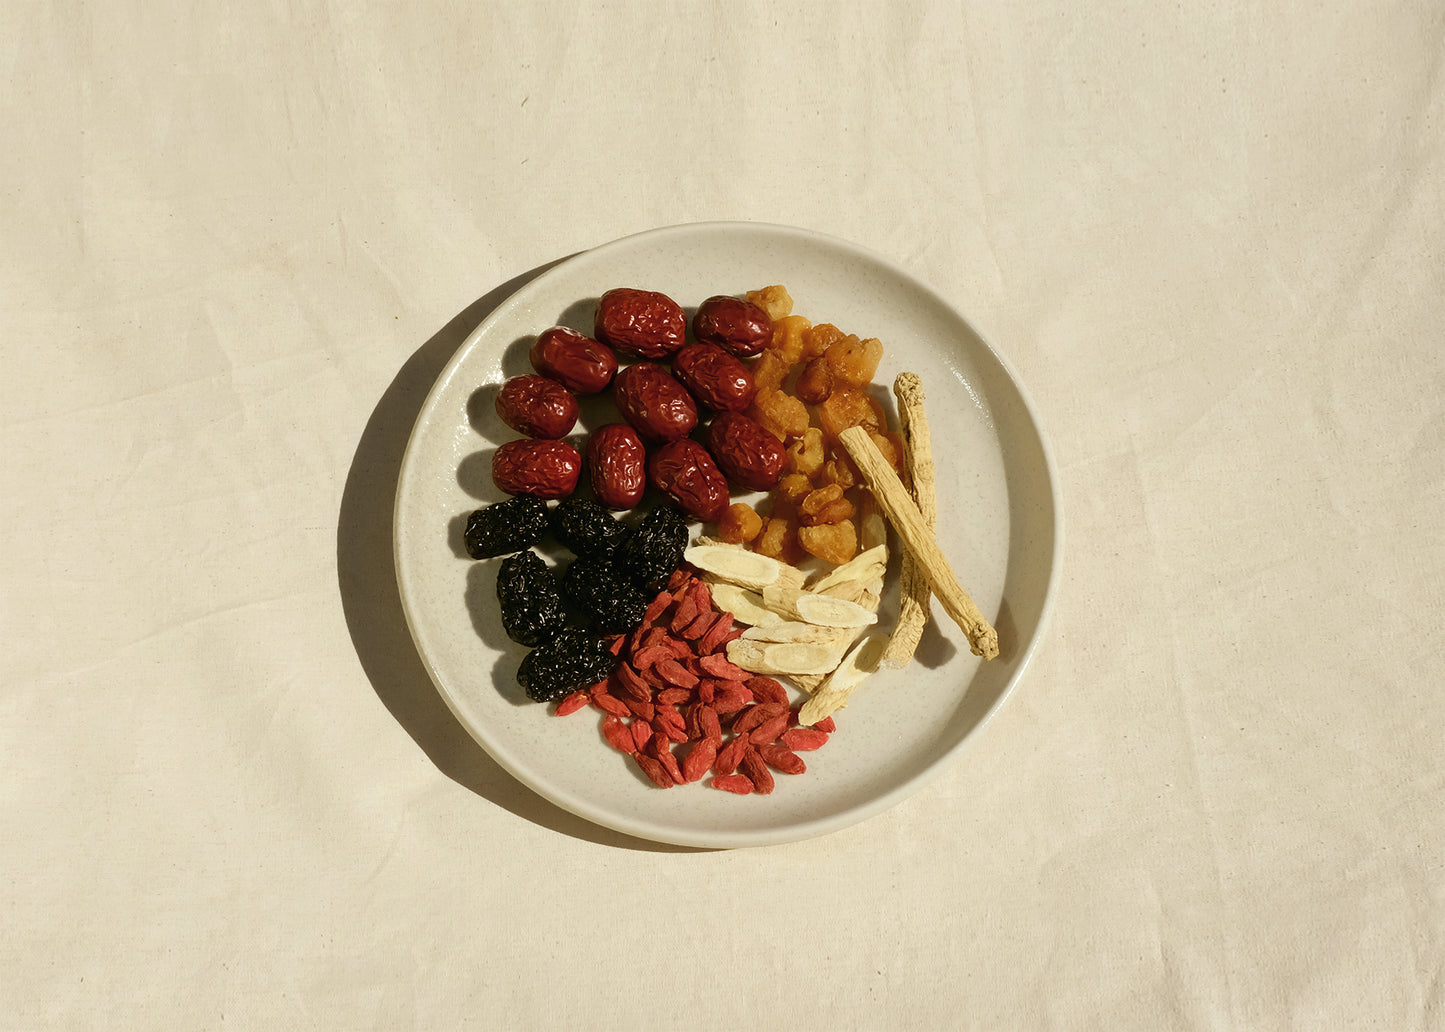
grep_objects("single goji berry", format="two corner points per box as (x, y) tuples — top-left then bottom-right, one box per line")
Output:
(749, 713), (790, 745)
(630, 719), (653, 752)
(780, 727), (829, 751)
(655, 687), (691, 706)
(613, 663), (651, 702)
(713, 735), (750, 776)
(813, 716), (837, 733)
(711, 685), (752, 713)
(679, 610), (714, 640)
(745, 676), (789, 706)
(710, 773), (754, 795)
(739, 747), (775, 795)
(655, 658), (699, 688)
(605, 635), (626, 656)
(668, 596), (700, 633)
(555, 691), (589, 716)
(631, 644), (672, 670)
(591, 691), (631, 718)
(697, 705), (722, 744)
(681, 738), (717, 782)
(602, 715), (635, 753)
(698, 654), (750, 680)
(624, 696), (656, 722)
(641, 590), (673, 626)
(758, 742), (806, 775)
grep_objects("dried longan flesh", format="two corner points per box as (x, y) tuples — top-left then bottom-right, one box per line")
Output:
(824, 336), (883, 389)
(754, 516), (803, 565)
(769, 315), (812, 367)
(717, 502), (763, 544)
(798, 519), (858, 565)
(750, 350), (791, 394)
(802, 322), (845, 361)
(745, 285), (793, 322)
(776, 472), (813, 505)
(747, 389), (810, 442)
(785, 428), (825, 478)
(794, 358), (833, 405)
(818, 389), (886, 441)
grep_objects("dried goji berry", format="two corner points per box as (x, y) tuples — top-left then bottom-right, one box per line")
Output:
(602, 715), (635, 753)
(698, 654), (750, 680)
(711, 685), (752, 713)
(780, 727), (829, 751)
(555, 691), (589, 716)
(813, 716), (837, 733)
(606, 635), (626, 656)
(613, 663), (651, 702)
(697, 706), (722, 744)
(712, 734), (750, 776)
(710, 773), (754, 795)
(633, 752), (674, 788)
(679, 610), (714, 640)
(655, 658), (699, 688)
(745, 676), (789, 706)
(655, 687), (691, 706)
(648, 737), (685, 783)
(681, 738), (717, 782)
(630, 719), (653, 752)
(739, 747), (775, 795)
(591, 691), (631, 718)
(694, 611), (737, 655)
(624, 696), (655, 722)
(749, 713), (790, 745)
(668, 596), (700, 633)
(641, 590), (673, 626)
(632, 644), (672, 670)
(758, 742), (806, 774)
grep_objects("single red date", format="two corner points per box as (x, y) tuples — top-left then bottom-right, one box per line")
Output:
(594, 288), (687, 359)
(672, 343), (757, 413)
(529, 326), (618, 394)
(492, 439), (581, 498)
(704, 411), (786, 491)
(494, 374), (579, 439)
(692, 295), (773, 357)
(585, 423), (647, 510)
(648, 439), (729, 522)
(612, 363), (699, 442)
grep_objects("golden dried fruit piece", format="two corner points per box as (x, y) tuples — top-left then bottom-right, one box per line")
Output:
(750, 349), (792, 394)
(818, 388), (886, 441)
(794, 357), (833, 405)
(754, 515), (804, 565)
(744, 285), (793, 322)
(820, 454), (859, 489)
(802, 322), (846, 361)
(717, 501), (763, 544)
(768, 315), (813, 367)
(798, 518), (858, 565)
(799, 484), (856, 526)
(824, 335), (883, 389)
(776, 472), (813, 504)
(747, 389), (810, 442)
(785, 428), (825, 478)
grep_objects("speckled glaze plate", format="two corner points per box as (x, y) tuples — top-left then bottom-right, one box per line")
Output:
(394, 222), (1060, 848)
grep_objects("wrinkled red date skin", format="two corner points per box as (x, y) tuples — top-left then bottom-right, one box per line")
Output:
(648, 439), (729, 522)
(585, 423), (647, 510)
(529, 327), (618, 394)
(494, 374), (580, 439)
(492, 439), (581, 499)
(691, 295), (773, 357)
(611, 363), (699, 442)
(672, 343), (757, 413)
(594, 288), (687, 359)
(704, 411), (786, 491)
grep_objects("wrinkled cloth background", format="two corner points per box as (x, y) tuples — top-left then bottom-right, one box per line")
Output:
(4, 2), (1443, 1029)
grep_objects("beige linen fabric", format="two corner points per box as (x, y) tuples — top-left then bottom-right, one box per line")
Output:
(3, 2), (1441, 1028)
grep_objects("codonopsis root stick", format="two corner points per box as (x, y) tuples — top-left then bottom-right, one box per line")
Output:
(879, 372), (935, 669)
(837, 426), (1000, 660)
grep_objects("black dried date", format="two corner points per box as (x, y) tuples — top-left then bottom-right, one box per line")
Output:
(464, 495), (551, 559)
(495, 550), (566, 647)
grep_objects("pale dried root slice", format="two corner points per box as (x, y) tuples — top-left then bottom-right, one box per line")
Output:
(879, 372), (936, 669)
(820, 579), (882, 610)
(741, 621), (858, 648)
(761, 582), (805, 620)
(790, 672), (826, 694)
(794, 592), (878, 628)
(798, 634), (888, 725)
(810, 543), (887, 595)
(726, 639), (846, 676)
(838, 426), (999, 660)
(684, 543), (786, 590)
(706, 582), (782, 627)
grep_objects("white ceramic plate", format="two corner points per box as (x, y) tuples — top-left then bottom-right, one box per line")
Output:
(394, 222), (1060, 848)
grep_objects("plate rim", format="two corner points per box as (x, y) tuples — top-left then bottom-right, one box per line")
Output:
(393, 220), (1063, 848)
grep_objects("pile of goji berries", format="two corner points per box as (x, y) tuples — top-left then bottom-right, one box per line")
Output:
(552, 567), (835, 794)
